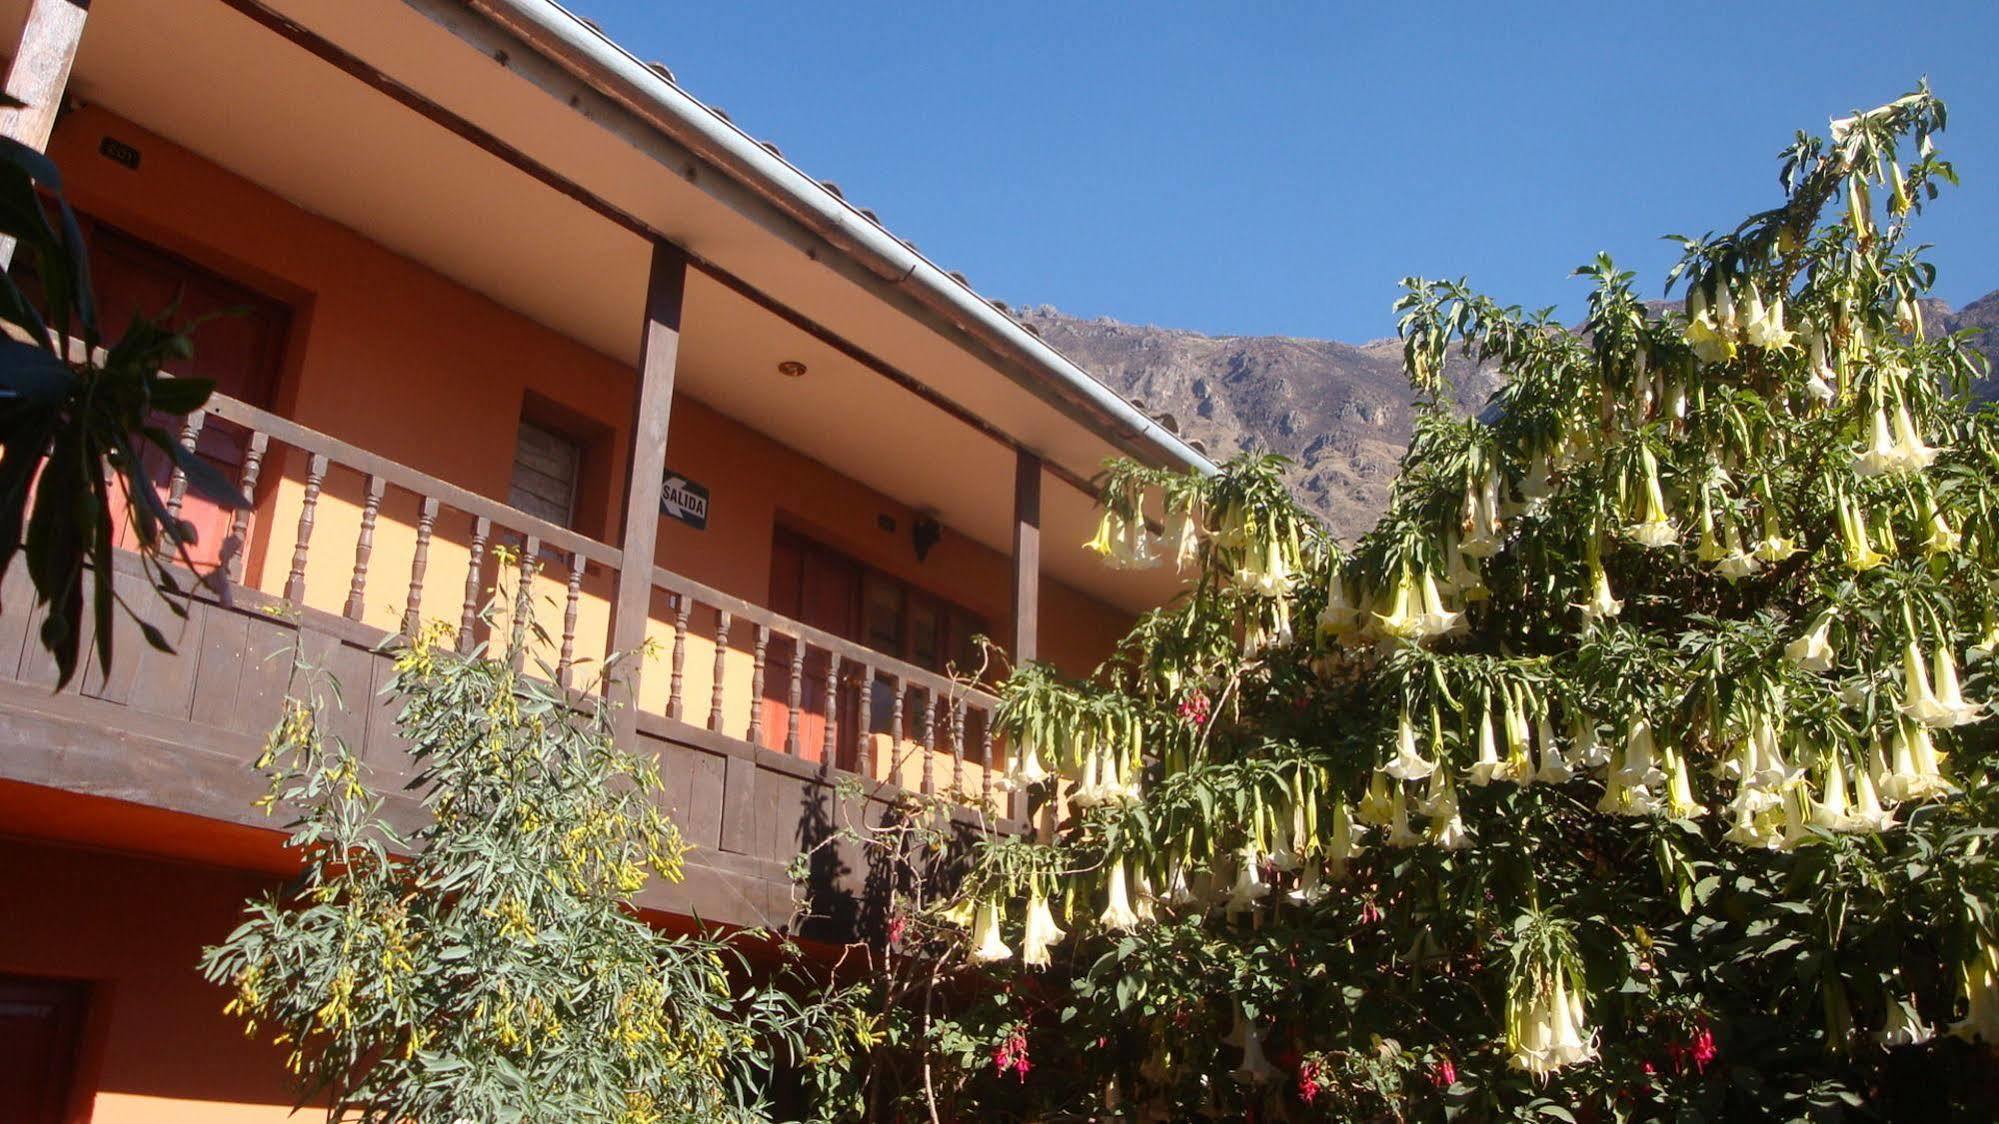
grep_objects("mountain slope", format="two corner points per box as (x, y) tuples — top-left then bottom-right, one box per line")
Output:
(1025, 290), (1998, 540)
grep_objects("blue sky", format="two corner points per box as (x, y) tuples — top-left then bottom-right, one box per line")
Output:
(570, 1), (1999, 343)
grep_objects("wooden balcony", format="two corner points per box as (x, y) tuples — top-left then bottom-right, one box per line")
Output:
(0, 391), (1017, 939)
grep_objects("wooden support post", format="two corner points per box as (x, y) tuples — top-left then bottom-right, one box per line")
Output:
(607, 240), (688, 745)
(1010, 449), (1041, 823)
(0, 0), (89, 269)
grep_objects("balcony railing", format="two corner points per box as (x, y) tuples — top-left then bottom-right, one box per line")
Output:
(178, 391), (1007, 815)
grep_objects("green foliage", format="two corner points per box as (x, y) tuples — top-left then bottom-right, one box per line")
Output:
(0, 131), (243, 686)
(914, 85), (1999, 1121)
(201, 605), (832, 1123)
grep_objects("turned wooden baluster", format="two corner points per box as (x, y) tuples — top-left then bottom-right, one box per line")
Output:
(918, 689), (936, 796)
(822, 650), (841, 767)
(402, 496), (438, 636)
(225, 431), (268, 585)
(951, 697), (967, 796)
(283, 453), (329, 604)
(162, 409), (205, 527)
(980, 708), (997, 813)
(747, 623), (770, 747)
(785, 633), (804, 756)
(458, 514), (490, 653)
(890, 676), (907, 787)
(558, 551), (583, 688)
(509, 535), (539, 662)
(853, 663), (874, 781)
(708, 609), (731, 732)
(667, 595), (692, 720)
(343, 474), (385, 621)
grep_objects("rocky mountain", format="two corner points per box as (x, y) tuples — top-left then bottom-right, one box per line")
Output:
(1025, 291), (1998, 541)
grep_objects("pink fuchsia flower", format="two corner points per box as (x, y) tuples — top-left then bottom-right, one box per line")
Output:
(1432, 1057), (1458, 1088)
(1177, 691), (1211, 727)
(993, 1025), (1032, 1082)
(1296, 1058), (1323, 1105)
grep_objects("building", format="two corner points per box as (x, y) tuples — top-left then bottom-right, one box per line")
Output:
(0, 1), (1212, 1119)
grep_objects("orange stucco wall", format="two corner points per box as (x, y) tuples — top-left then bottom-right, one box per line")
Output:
(0, 836), (300, 1123)
(43, 106), (1129, 699)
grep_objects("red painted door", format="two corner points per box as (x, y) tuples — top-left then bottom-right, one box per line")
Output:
(0, 975), (89, 1124)
(86, 223), (290, 572)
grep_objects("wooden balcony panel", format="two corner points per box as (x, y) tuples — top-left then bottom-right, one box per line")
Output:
(0, 394), (1018, 938)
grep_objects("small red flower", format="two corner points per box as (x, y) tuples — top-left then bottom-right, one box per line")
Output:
(1432, 1057), (1457, 1088)
(1177, 691), (1211, 727)
(1691, 1024), (1718, 1073)
(994, 1025), (1032, 1083)
(886, 913), (907, 945)
(1296, 1058), (1323, 1105)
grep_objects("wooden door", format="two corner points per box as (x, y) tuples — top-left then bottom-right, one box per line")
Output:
(760, 531), (864, 762)
(87, 224), (290, 571)
(0, 975), (89, 1124)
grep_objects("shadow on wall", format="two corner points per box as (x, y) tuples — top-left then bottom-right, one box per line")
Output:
(789, 782), (980, 948)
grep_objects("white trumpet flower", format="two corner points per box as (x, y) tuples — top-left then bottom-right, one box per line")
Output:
(1229, 1007), (1280, 1085)
(1879, 997), (1934, 1048)
(1928, 644), (1984, 727)
(1626, 451), (1680, 548)
(1381, 711), (1438, 781)
(1899, 641), (1959, 728)
(1468, 709), (1507, 786)
(1852, 408), (1902, 478)
(1373, 568), (1423, 639)
(1571, 717), (1612, 769)
(1881, 719), (1956, 802)
(1785, 613), (1836, 673)
(1020, 889), (1066, 969)
(1012, 735), (1051, 786)
(1889, 404), (1939, 472)
(1950, 939), (1999, 1045)
(1416, 569), (1463, 639)
(1287, 859), (1329, 905)
(969, 900), (1012, 964)
(1616, 719), (1667, 789)
(1098, 861), (1141, 932)
(1804, 330), (1838, 403)
(1663, 745), (1707, 819)
(1224, 847), (1271, 917)
(1327, 800), (1363, 881)
(1384, 783), (1422, 848)
(1425, 773), (1473, 850)
(1357, 771), (1394, 826)
(1165, 508), (1203, 574)
(1925, 509), (1961, 556)
(1576, 558), (1623, 622)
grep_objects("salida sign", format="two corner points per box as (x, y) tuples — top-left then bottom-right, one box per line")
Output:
(660, 471), (709, 531)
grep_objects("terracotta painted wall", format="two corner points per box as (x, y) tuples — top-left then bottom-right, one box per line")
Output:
(42, 107), (1131, 723)
(0, 837), (300, 1123)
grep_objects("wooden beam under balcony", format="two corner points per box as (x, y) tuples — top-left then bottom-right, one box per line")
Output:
(1010, 448), (1041, 821)
(608, 239), (688, 743)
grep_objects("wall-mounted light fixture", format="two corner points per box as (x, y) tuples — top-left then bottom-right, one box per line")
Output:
(776, 360), (807, 378)
(912, 515), (942, 563)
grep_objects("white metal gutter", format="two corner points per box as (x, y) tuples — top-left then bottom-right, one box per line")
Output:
(452, 0), (1217, 478)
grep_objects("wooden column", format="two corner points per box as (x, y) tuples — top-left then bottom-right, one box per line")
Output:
(0, 0), (88, 269)
(1011, 448), (1041, 664)
(1010, 448), (1041, 823)
(607, 240), (689, 745)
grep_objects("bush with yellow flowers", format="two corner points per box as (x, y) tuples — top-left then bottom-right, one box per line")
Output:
(202, 585), (838, 1123)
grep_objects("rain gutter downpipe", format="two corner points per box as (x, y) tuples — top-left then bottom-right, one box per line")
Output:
(458, 0), (1216, 478)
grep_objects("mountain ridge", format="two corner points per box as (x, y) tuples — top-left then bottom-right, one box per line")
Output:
(1023, 290), (1999, 540)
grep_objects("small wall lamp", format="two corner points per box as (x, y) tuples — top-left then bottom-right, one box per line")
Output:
(912, 516), (942, 563)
